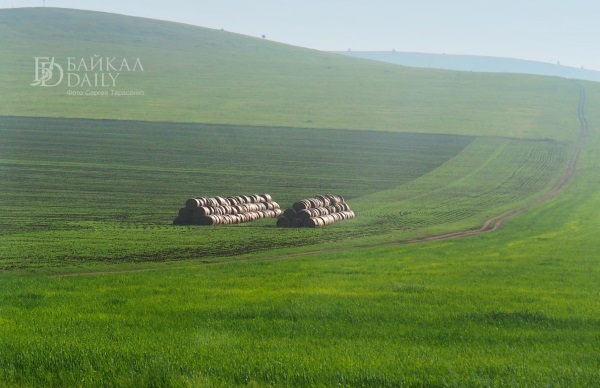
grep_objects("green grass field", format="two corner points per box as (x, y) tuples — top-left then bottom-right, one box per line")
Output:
(0, 8), (580, 141)
(0, 116), (475, 269)
(0, 116), (570, 271)
(1, 7), (599, 387)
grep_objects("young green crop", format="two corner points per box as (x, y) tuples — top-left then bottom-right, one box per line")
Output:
(351, 136), (569, 233)
(1, 190), (599, 387)
(0, 115), (569, 269)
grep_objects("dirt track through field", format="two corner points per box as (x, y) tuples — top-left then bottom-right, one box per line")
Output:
(389, 83), (588, 244)
(54, 84), (589, 277)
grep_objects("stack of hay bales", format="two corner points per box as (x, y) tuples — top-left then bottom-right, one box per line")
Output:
(174, 194), (282, 225)
(276, 194), (355, 228)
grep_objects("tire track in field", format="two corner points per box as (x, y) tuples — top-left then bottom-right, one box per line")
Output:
(53, 84), (589, 277)
(389, 83), (589, 245)
(402, 82), (588, 243)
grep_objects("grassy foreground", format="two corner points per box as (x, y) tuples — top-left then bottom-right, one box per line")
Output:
(1, 144), (599, 386)
(0, 84), (597, 386)
(1, 7), (598, 387)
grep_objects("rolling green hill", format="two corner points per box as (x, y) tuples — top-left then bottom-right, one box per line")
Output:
(0, 7), (580, 141)
(1, 7), (599, 386)
(0, 6), (589, 279)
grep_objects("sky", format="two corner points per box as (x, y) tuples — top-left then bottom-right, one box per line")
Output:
(3, 0), (600, 71)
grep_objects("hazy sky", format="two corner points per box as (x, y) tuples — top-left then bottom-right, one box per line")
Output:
(3, 0), (600, 70)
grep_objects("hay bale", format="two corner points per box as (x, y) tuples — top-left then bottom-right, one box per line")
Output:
(173, 216), (186, 225)
(211, 215), (224, 225)
(184, 198), (198, 209)
(178, 208), (194, 218)
(193, 206), (214, 217)
(265, 209), (283, 219)
(179, 193), (280, 226)
(197, 215), (222, 225)
(317, 207), (328, 216)
(246, 203), (259, 212)
(194, 214), (208, 225)
(213, 196), (226, 206)
(324, 194), (345, 206)
(279, 194), (354, 228)
(292, 195), (342, 211)
(292, 199), (310, 211)
(283, 208), (296, 219)
(296, 209), (312, 221)
(277, 217), (291, 227)
(185, 197), (208, 209)
(303, 218), (317, 228)
(315, 195), (330, 207)
(322, 215), (336, 225)
(308, 198), (321, 208)
(337, 210), (355, 220)
(307, 217), (317, 227)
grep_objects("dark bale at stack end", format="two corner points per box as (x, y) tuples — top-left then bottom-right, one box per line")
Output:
(277, 194), (355, 228)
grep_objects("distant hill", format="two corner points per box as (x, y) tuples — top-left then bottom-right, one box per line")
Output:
(337, 51), (600, 83)
(0, 8), (581, 140)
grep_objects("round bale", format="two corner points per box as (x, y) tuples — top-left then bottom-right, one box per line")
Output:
(277, 217), (291, 227)
(283, 208), (297, 219)
(185, 197), (202, 209)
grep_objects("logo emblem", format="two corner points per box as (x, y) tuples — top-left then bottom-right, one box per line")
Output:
(31, 57), (64, 87)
